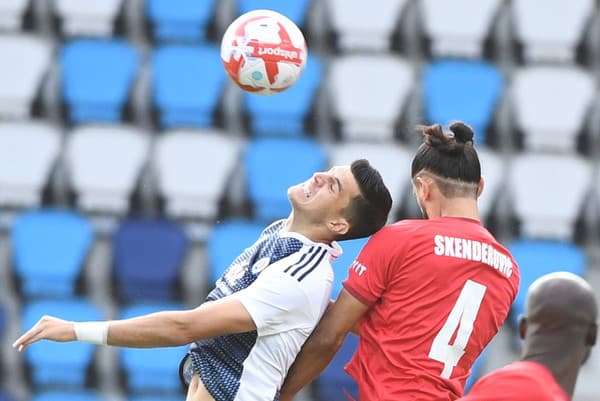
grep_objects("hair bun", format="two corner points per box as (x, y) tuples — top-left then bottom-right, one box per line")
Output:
(449, 121), (475, 144)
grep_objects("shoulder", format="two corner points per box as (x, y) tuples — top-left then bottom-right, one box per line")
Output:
(469, 362), (553, 398)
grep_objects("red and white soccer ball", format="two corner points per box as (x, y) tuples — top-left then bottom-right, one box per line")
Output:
(221, 10), (307, 95)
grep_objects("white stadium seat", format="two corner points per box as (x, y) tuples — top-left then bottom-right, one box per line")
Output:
(421, 0), (502, 58)
(0, 0), (30, 31)
(66, 125), (150, 215)
(511, 66), (594, 152)
(327, 0), (409, 52)
(477, 148), (504, 220)
(0, 122), (60, 208)
(54, 0), (124, 37)
(328, 142), (412, 218)
(154, 130), (243, 221)
(509, 154), (592, 240)
(513, 0), (594, 63)
(329, 55), (414, 142)
(0, 35), (51, 119)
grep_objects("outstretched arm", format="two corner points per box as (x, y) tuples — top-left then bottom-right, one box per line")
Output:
(13, 296), (256, 351)
(279, 289), (369, 401)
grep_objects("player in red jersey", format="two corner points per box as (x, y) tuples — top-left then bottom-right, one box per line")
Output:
(459, 272), (597, 401)
(279, 122), (520, 401)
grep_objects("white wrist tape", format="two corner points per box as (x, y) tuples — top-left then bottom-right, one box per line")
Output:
(73, 322), (110, 345)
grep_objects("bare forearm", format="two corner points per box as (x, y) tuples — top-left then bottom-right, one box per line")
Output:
(108, 311), (194, 348)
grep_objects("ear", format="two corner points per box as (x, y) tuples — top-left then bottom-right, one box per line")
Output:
(328, 218), (350, 237)
(518, 316), (527, 340)
(477, 177), (485, 198)
(414, 176), (432, 201)
(586, 323), (597, 346)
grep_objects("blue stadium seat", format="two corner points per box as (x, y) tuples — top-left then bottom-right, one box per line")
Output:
(113, 218), (189, 302)
(314, 334), (358, 401)
(423, 60), (503, 144)
(207, 220), (265, 283)
(465, 346), (489, 393)
(32, 391), (106, 401)
(508, 239), (587, 327)
(22, 299), (103, 388)
(61, 39), (138, 124)
(152, 45), (225, 128)
(238, 0), (313, 26)
(0, 390), (16, 401)
(0, 304), (6, 340)
(130, 397), (182, 401)
(146, 0), (216, 43)
(243, 55), (323, 137)
(245, 138), (326, 222)
(331, 238), (368, 297)
(119, 303), (188, 394)
(12, 209), (93, 298)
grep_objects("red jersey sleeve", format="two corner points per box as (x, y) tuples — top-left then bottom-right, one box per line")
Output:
(342, 228), (396, 306)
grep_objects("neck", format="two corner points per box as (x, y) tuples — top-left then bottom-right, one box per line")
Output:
(285, 212), (332, 244)
(522, 338), (582, 397)
(427, 197), (480, 221)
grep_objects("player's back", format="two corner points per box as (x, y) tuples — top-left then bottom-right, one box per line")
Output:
(343, 217), (520, 401)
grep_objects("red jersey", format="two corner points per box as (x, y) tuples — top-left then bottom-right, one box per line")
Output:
(343, 217), (520, 401)
(459, 361), (569, 401)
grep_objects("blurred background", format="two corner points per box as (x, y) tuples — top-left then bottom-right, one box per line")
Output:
(0, 0), (599, 400)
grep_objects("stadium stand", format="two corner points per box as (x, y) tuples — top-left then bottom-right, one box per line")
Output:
(422, 60), (503, 145)
(54, 0), (125, 37)
(21, 299), (103, 388)
(61, 39), (138, 124)
(154, 129), (242, 221)
(327, 0), (409, 52)
(113, 218), (189, 302)
(238, 0), (313, 27)
(12, 209), (93, 298)
(0, 34), (51, 119)
(475, 148), (504, 221)
(0, 390), (16, 401)
(0, 122), (60, 210)
(0, 0), (31, 31)
(510, 66), (595, 152)
(65, 125), (150, 216)
(151, 45), (225, 128)
(314, 335), (359, 401)
(146, 0), (216, 43)
(421, 0), (502, 58)
(243, 55), (323, 137)
(245, 137), (326, 222)
(329, 55), (413, 141)
(118, 303), (188, 394)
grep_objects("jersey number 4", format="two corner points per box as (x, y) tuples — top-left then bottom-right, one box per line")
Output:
(428, 279), (487, 378)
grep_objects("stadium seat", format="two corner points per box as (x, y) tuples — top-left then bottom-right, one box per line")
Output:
(423, 60), (503, 145)
(508, 154), (592, 240)
(32, 391), (106, 401)
(511, 66), (594, 152)
(421, 0), (502, 58)
(314, 334), (359, 401)
(113, 218), (189, 302)
(329, 55), (413, 141)
(465, 347), (489, 393)
(22, 299), (103, 388)
(54, 0), (124, 37)
(0, 303), (6, 340)
(13, 209), (93, 298)
(0, 122), (60, 209)
(513, 0), (594, 63)
(207, 219), (265, 284)
(154, 129), (242, 221)
(331, 238), (368, 297)
(0, 34), (51, 118)
(61, 39), (139, 124)
(238, 0), (313, 27)
(0, 0), (30, 30)
(245, 138), (326, 222)
(0, 390), (16, 401)
(243, 55), (323, 137)
(119, 303), (188, 394)
(476, 148), (504, 220)
(508, 239), (586, 327)
(65, 125), (150, 215)
(129, 397), (182, 401)
(327, 143), (411, 218)
(146, 0), (216, 43)
(327, 0), (409, 52)
(152, 45), (225, 128)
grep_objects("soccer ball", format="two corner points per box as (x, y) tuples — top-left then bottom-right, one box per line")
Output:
(220, 9), (307, 95)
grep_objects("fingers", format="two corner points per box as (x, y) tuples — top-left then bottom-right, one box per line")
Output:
(12, 324), (44, 352)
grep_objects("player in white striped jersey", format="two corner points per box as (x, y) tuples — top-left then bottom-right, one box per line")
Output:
(13, 159), (392, 401)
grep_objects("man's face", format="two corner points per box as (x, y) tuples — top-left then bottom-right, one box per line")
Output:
(288, 166), (361, 225)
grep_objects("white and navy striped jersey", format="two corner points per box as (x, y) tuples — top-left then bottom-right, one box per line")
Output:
(182, 219), (341, 401)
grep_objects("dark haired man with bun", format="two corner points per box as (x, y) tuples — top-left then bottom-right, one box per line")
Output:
(280, 122), (520, 401)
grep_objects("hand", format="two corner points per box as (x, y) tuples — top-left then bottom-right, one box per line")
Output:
(12, 315), (76, 352)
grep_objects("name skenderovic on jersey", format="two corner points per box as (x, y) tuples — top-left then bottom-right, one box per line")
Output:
(182, 219), (340, 401)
